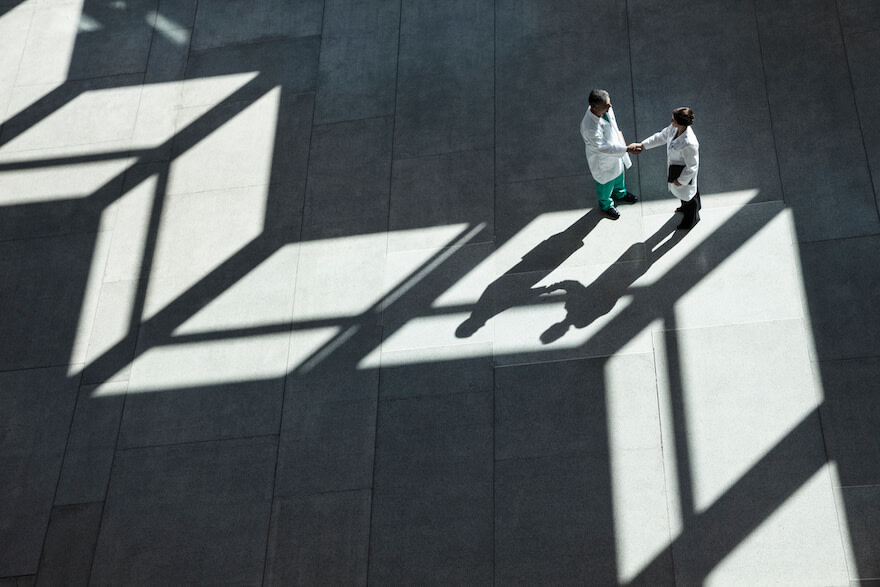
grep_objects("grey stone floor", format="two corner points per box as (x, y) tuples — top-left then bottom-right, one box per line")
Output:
(1, 0), (879, 584)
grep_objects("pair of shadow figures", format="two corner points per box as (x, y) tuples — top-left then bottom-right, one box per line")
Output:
(455, 209), (684, 344)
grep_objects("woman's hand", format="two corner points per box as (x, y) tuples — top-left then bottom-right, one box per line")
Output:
(626, 142), (643, 154)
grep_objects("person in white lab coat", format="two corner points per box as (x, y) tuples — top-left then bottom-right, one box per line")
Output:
(635, 107), (701, 229)
(580, 89), (641, 220)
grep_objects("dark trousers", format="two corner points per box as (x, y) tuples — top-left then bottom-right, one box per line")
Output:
(678, 191), (701, 229)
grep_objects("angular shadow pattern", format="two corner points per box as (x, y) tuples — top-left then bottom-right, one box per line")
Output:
(0, 0), (878, 584)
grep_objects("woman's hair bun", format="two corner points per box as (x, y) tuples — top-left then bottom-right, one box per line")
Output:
(673, 107), (694, 126)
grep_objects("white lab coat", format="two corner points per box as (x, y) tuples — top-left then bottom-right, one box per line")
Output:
(641, 124), (699, 201)
(580, 107), (632, 184)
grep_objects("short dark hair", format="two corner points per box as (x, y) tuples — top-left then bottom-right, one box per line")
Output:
(589, 89), (610, 108)
(673, 107), (695, 126)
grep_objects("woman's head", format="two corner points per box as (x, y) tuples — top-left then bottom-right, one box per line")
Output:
(672, 107), (695, 127)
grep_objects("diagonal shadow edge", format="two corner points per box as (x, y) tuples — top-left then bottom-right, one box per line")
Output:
(626, 409), (830, 584)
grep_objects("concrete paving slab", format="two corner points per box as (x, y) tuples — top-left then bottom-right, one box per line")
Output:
(757, 0), (880, 241)
(65, 0), (159, 82)
(495, 452), (624, 584)
(292, 229), (387, 324)
(91, 437), (276, 585)
(838, 0), (880, 35)
(369, 479), (493, 585)
(638, 202), (806, 332)
(0, 367), (79, 577)
(265, 490), (371, 585)
(653, 320), (848, 584)
(841, 485), (880, 580)
(275, 397), (377, 495)
(35, 502), (102, 587)
(845, 29), (880, 206)
(0, 230), (107, 370)
(185, 37), (320, 97)
(14, 4), (93, 86)
(3, 76), (143, 154)
(800, 234), (880, 361)
(315, 0), (400, 124)
(496, 0), (634, 183)
(302, 116), (392, 236)
(118, 378), (284, 448)
(492, 261), (657, 365)
(379, 351), (493, 400)
(393, 0), (493, 159)
(495, 175), (594, 243)
(55, 383), (125, 505)
(391, 150), (494, 239)
(630, 0), (783, 203)
(818, 356), (880, 487)
(374, 391), (492, 488)
(191, 0), (322, 50)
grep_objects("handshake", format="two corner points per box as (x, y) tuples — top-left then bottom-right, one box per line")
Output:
(626, 142), (644, 154)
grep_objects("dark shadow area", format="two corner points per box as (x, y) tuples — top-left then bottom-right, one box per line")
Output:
(540, 216), (683, 343)
(455, 208), (602, 338)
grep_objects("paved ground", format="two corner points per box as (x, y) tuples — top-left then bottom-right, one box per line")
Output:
(1, 0), (879, 584)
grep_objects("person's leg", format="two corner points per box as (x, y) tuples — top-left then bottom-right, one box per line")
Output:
(595, 177), (616, 211)
(610, 170), (636, 203)
(677, 196), (700, 229)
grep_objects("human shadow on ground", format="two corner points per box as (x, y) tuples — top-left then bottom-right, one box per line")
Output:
(539, 215), (684, 343)
(455, 209), (603, 338)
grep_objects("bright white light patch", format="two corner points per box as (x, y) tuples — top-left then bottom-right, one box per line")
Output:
(705, 463), (849, 584)
(93, 332), (292, 396)
(147, 12), (190, 45)
(78, 14), (102, 32)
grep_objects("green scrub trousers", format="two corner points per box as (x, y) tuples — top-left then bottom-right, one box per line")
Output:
(595, 170), (628, 211)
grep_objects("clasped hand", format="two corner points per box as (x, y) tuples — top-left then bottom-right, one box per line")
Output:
(626, 142), (644, 154)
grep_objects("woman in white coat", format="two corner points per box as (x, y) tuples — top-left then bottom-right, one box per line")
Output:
(636, 107), (701, 229)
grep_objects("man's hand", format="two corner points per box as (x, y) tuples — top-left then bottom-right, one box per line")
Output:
(672, 179), (682, 186)
(626, 142), (643, 154)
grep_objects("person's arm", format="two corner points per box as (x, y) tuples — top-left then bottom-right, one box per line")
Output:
(583, 127), (626, 156)
(639, 125), (673, 150)
(582, 109), (627, 156)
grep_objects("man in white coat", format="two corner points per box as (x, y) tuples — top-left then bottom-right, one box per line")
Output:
(580, 89), (641, 220)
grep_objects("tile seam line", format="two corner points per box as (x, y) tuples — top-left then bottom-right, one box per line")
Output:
(624, 0), (642, 201)
(80, 12), (174, 584)
(190, 33), (324, 53)
(3, 0), (35, 122)
(752, 0), (792, 211)
(262, 1), (327, 581)
(115, 432), (281, 453)
(798, 231), (880, 246)
(391, 146), (494, 164)
(812, 353), (880, 364)
(834, 0), (880, 224)
(495, 172), (588, 186)
(491, 1), (498, 579)
(15, 16), (168, 576)
(494, 350), (644, 369)
(312, 113), (394, 128)
(367, 0), (404, 582)
(650, 316), (810, 334)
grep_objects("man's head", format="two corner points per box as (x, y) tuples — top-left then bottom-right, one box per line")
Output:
(589, 89), (612, 115)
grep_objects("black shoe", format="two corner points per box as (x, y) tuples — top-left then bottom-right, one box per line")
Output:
(674, 204), (683, 213)
(677, 199), (700, 229)
(615, 192), (638, 204)
(602, 206), (621, 220)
